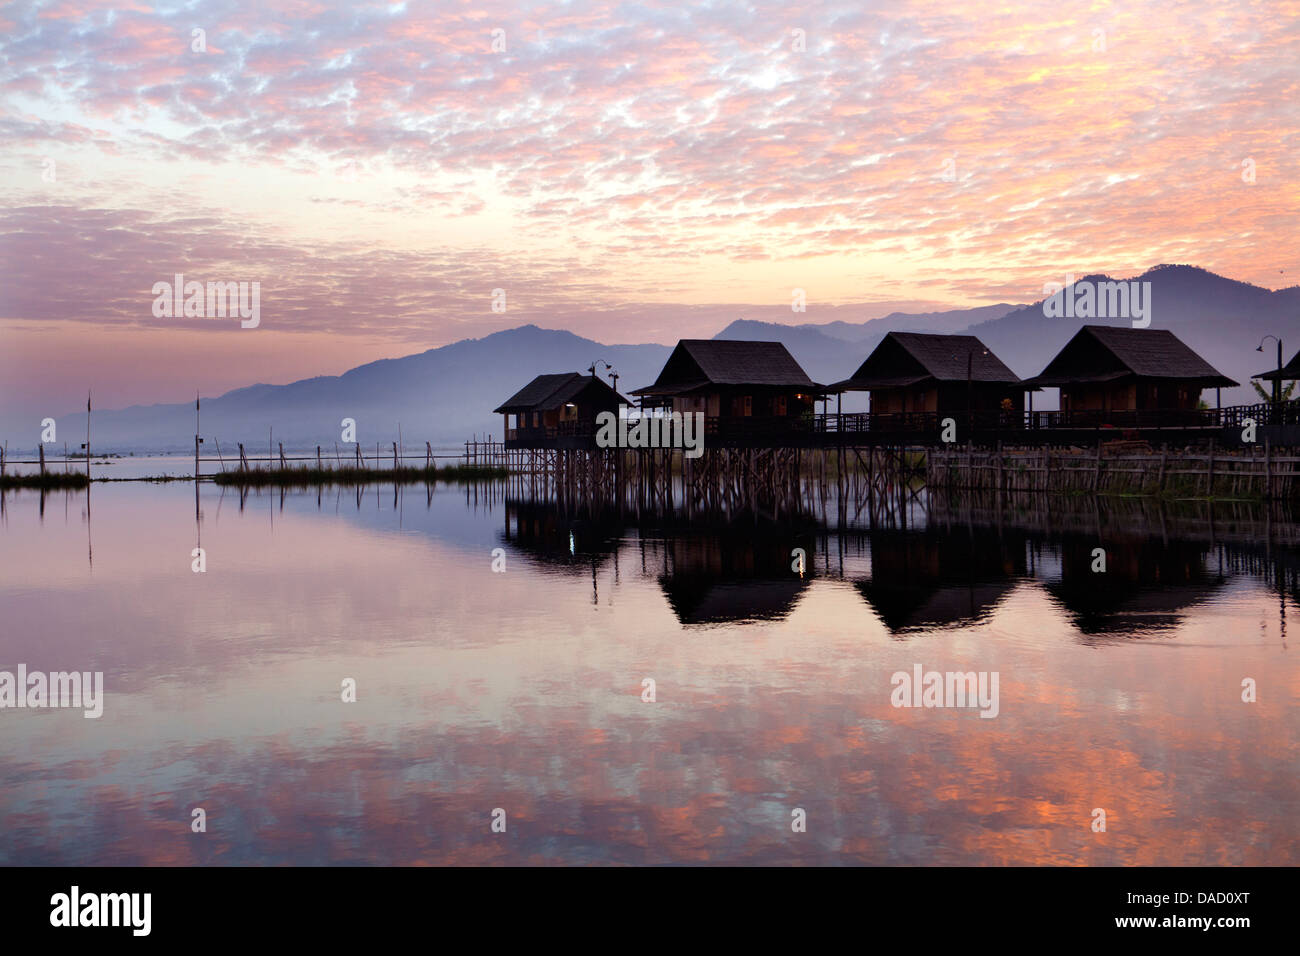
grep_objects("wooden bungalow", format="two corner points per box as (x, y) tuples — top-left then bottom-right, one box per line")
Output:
(825, 332), (1025, 414)
(1024, 325), (1237, 413)
(494, 371), (632, 446)
(630, 339), (819, 419)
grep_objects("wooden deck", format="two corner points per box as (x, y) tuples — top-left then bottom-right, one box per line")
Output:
(500, 398), (1300, 450)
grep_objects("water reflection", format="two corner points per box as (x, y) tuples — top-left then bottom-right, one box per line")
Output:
(0, 482), (1296, 865)
(1046, 537), (1225, 639)
(657, 527), (819, 626)
(852, 528), (1029, 635)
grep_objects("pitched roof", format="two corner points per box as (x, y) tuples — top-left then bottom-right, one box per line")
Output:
(1025, 326), (1238, 388)
(493, 372), (631, 413)
(827, 332), (1021, 391)
(630, 339), (817, 396)
(1255, 348), (1300, 381)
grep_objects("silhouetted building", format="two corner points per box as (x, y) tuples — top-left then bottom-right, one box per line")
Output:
(826, 332), (1024, 414)
(631, 339), (819, 418)
(495, 372), (631, 446)
(1024, 326), (1237, 413)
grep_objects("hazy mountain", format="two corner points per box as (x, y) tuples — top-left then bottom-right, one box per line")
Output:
(48, 326), (671, 453)
(714, 304), (1020, 383)
(966, 265), (1300, 408)
(797, 304), (1020, 342)
(712, 320), (867, 385)
(29, 266), (1298, 452)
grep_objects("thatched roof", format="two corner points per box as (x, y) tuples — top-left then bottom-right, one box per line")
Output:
(826, 332), (1022, 392)
(631, 339), (818, 397)
(494, 372), (631, 414)
(1025, 326), (1238, 388)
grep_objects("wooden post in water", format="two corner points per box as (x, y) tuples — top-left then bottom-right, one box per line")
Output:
(239, 442), (248, 472)
(1265, 438), (1272, 499)
(1207, 441), (1215, 498)
(317, 445), (322, 469)
(279, 442), (286, 470)
(195, 393), (201, 482)
(39, 442), (45, 476)
(426, 441), (432, 469)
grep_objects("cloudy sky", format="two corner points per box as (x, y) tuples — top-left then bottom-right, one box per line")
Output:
(1, 0), (1297, 416)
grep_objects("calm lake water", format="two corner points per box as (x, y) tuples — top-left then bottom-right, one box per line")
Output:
(1, 472), (1296, 865)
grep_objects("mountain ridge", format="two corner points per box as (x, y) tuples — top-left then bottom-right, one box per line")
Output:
(20, 267), (1299, 452)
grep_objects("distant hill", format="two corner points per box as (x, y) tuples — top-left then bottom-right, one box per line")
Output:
(54, 326), (672, 453)
(790, 303), (1021, 342)
(966, 265), (1300, 408)
(714, 304), (1020, 383)
(31, 266), (1299, 451)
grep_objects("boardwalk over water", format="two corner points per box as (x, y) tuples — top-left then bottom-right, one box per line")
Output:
(505, 398), (1300, 450)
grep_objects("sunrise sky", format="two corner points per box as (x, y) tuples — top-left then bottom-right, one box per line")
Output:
(1, 0), (1297, 418)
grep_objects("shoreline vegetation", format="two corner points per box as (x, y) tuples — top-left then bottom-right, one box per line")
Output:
(0, 464), (509, 489)
(210, 463), (509, 486)
(0, 472), (92, 490)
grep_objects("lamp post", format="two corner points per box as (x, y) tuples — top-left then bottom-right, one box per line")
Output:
(1257, 335), (1283, 405)
(589, 359), (618, 393)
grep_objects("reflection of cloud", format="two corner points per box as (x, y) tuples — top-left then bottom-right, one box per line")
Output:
(3, 650), (1295, 865)
(1, 488), (1297, 865)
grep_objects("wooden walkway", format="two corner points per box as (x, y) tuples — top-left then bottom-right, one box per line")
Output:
(928, 441), (1300, 499)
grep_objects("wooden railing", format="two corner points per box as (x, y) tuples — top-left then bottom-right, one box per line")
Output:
(499, 399), (1300, 444)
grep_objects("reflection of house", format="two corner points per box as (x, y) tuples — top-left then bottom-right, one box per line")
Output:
(494, 372), (631, 447)
(853, 529), (1026, 633)
(500, 500), (624, 573)
(827, 332), (1024, 414)
(1024, 326), (1237, 413)
(631, 340), (819, 418)
(1046, 537), (1223, 636)
(658, 531), (814, 625)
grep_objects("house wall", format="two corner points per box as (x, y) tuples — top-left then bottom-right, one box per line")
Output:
(871, 385), (1023, 414)
(935, 383), (1026, 413)
(870, 387), (931, 413)
(670, 390), (812, 417)
(1061, 381), (1201, 412)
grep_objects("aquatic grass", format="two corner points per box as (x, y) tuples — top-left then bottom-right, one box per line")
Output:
(209, 463), (507, 487)
(0, 472), (91, 490)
